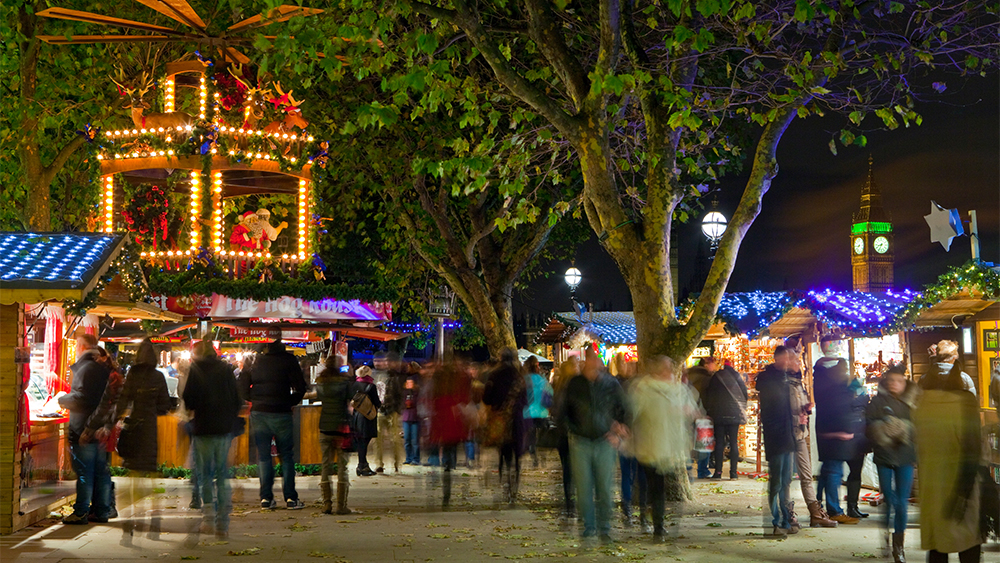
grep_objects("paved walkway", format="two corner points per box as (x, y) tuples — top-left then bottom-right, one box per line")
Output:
(3, 456), (998, 562)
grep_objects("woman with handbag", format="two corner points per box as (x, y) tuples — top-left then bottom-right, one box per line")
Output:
(483, 348), (528, 505)
(114, 338), (175, 542)
(351, 365), (382, 477)
(913, 359), (984, 563)
(310, 355), (354, 513)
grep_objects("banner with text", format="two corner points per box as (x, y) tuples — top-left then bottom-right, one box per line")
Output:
(207, 295), (392, 321)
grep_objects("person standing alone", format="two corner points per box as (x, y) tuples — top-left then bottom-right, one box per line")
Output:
(240, 340), (307, 510)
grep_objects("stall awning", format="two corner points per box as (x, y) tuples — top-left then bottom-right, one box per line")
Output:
(0, 232), (125, 305)
(89, 301), (183, 322)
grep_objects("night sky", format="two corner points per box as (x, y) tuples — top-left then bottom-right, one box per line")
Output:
(517, 74), (999, 317)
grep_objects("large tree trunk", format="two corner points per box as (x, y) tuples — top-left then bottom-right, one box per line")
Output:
(452, 272), (517, 358)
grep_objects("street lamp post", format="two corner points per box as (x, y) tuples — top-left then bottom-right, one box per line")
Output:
(428, 287), (456, 361)
(701, 201), (728, 256)
(564, 267), (582, 298)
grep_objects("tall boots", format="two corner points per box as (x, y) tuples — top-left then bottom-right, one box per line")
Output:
(442, 471), (452, 508)
(336, 482), (352, 515)
(320, 482), (333, 514)
(892, 532), (906, 563)
(807, 500), (838, 528)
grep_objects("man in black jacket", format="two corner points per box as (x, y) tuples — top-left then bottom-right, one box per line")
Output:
(558, 349), (628, 543)
(756, 346), (797, 537)
(705, 363), (748, 480)
(240, 340), (307, 510)
(184, 341), (244, 538)
(58, 334), (112, 525)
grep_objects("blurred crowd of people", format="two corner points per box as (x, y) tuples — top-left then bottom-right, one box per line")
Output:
(57, 334), (995, 561)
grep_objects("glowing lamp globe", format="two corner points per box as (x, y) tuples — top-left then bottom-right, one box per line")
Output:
(702, 211), (728, 242)
(564, 267), (582, 291)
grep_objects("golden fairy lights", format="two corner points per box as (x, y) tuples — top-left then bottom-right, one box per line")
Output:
(189, 170), (201, 249)
(212, 171), (223, 252)
(102, 175), (114, 233)
(164, 75), (175, 113)
(297, 179), (309, 260)
(199, 73), (207, 119)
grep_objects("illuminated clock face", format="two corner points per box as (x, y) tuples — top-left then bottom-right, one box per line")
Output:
(853, 237), (864, 255)
(874, 236), (889, 254)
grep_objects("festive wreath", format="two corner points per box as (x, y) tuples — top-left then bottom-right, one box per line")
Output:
(122, 183), (170, 250)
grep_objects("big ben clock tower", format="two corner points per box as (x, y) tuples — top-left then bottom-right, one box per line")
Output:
(851, 156), (894, 293)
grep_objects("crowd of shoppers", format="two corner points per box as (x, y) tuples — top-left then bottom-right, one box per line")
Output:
(58, 335), (991, 562)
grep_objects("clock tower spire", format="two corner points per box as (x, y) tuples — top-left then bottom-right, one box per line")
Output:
(851, 156), (894, 292)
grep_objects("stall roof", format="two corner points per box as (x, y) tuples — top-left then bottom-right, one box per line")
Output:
(0, 232), (125, 304)
(538, 289), (996, 346)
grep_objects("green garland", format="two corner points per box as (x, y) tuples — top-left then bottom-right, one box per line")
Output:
(891, 259), (1000, 333)
(64, 239), (150, 317)
(147, 267), (396, 303)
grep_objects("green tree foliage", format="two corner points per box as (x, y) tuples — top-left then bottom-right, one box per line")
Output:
(272, 0), (997, 364)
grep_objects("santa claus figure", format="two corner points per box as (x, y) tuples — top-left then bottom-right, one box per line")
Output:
(255, 208), (288, 249)
(230, 211), (261, 251)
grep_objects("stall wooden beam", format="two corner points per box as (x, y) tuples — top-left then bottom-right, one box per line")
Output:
(1, 303), (25, 534)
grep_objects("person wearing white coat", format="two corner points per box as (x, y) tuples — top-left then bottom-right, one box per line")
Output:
(628, 357), (700, 541)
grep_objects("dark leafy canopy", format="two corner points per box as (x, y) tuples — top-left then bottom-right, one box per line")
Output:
(303, 27), (586, 354)
(266, 0), (998, 364)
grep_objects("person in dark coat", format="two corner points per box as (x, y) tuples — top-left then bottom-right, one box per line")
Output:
(183, 341), (242, 538)
(705, 363), (747, 480)
(115, 338), (175, 541)
(866, 365), (917, 563)
(58, 334), (112, 525)
(812, 336), (860, 525)
(558, 349), (629, 542)
(352, 366), (382, 477)
(240, 340), (307, 510)
(483, 348), (529, 505)
(756, 346), (797, 537)
(311, 355), (353, 514)
(686, 358), (716, 479)
(402, 368), (422, 465)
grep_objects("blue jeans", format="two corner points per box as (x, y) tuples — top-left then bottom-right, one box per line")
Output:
(403, 421), (420, 464)
(819, 460), (846, 516)
(193, 434), (233, 531)
(619, 454), (647, 510)
(697, 451), (711, 478)
(251, 411), (297, 502)
(70, 441), (112, 517)
(570, 435), (616, 537)
(767, 452), (793, 528)
(465, 441), (476, 462)
(877, 464), (914, 534)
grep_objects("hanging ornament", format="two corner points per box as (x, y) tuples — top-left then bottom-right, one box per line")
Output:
(923, 200), (965, 252)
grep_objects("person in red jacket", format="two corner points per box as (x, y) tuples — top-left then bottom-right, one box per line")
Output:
(429, 361), (472, 508)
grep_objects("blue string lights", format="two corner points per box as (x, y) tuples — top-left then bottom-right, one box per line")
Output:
(0, 233), (118, 286)
(382, 320), (463, 333)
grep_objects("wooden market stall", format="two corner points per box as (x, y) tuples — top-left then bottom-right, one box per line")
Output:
(0, 232), (128, 534)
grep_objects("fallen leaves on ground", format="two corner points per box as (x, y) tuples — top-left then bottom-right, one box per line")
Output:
(226, 547), (261, 556)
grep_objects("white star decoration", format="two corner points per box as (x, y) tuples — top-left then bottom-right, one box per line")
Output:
(923, 201), (964, 252)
